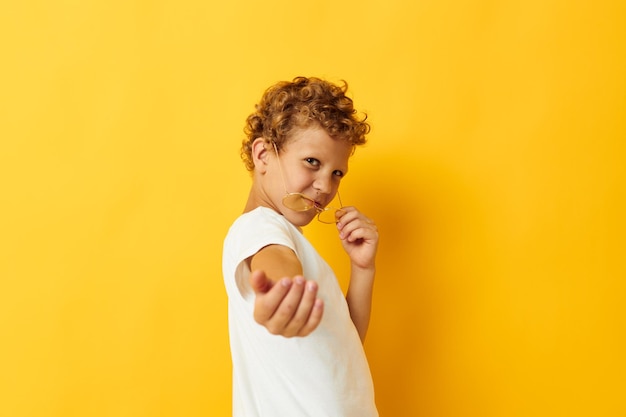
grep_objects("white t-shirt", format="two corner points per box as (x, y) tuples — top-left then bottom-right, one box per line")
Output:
(222, 207), (378, 417)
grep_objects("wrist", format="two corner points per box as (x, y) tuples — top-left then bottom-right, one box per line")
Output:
(350, 263), (376, 279)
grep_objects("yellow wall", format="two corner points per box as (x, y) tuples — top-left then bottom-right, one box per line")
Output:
(1, 1), (624, 416)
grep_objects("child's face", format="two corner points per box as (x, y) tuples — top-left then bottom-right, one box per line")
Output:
(262, 126), (352, 227)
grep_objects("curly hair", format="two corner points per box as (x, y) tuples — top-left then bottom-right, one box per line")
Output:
(241, 76), (370, 171)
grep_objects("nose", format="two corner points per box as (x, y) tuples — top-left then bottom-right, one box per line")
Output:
(313, 175), (332, 195)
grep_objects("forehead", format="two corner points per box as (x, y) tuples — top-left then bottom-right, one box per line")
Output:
(283, 126), (352, 160)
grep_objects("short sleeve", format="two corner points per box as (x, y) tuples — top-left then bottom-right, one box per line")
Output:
(222, 208), (298, 300)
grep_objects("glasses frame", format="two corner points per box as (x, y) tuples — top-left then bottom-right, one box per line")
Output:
(271, 141), (344, 224)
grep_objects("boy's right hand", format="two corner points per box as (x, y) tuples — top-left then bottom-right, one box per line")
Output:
(249, 270), (324, 337)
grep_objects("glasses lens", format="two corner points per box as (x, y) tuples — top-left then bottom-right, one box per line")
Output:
(283, 193), (315, 211)
(317, 208), (340, 224)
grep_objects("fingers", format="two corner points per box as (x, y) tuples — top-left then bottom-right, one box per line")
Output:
(336, 207), (378, 243)
(335, 207), (379, 269)
(249, 269), (273, 294)
(251, 273), (324, 337)
(296, 295), (324, 336)
(253, 276), (292, 324)
(281, 279), (324, 337)
(264, 276), (306, 334)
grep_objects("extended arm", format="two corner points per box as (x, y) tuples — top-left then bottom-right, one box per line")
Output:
(248, 244), (324, 337)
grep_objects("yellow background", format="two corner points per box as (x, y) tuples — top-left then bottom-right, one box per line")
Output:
(1, 1), (624, 416)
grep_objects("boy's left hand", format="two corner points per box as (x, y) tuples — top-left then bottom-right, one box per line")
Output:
(335, 206), (379, 270)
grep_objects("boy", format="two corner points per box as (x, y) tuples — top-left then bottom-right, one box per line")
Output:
(222, 76), (379, 416)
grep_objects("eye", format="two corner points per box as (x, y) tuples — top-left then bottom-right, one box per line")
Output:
(333, 170), (344, 178)
(305, 157), (320, 167)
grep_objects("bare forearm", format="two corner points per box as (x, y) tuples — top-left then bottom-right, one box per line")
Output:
(336, 206), (379, 343)
(346, 265), (375, 343)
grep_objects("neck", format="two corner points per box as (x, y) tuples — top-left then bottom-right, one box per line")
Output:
(243, 189), (261, 213)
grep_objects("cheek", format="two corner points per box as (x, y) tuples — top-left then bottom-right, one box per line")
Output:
(286, 169), (313, 188)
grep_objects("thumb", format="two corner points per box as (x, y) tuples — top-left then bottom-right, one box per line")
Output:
(249, 270), (273, 294)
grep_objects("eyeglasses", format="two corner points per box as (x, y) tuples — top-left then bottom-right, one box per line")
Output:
(272, 141), (344, 224)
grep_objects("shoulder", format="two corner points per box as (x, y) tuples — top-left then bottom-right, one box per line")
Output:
(225, 207), (299, 250)
(230, 207), (292, 233)
(223, 208), (302, 284)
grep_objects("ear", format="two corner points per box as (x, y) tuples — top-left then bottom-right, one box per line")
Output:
(251, 137), (271, 174)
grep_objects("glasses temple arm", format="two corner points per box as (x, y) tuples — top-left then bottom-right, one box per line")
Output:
(271, 141), (289, 194)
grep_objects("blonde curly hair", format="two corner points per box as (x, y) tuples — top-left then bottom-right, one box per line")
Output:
(241, 76), (370, 171)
